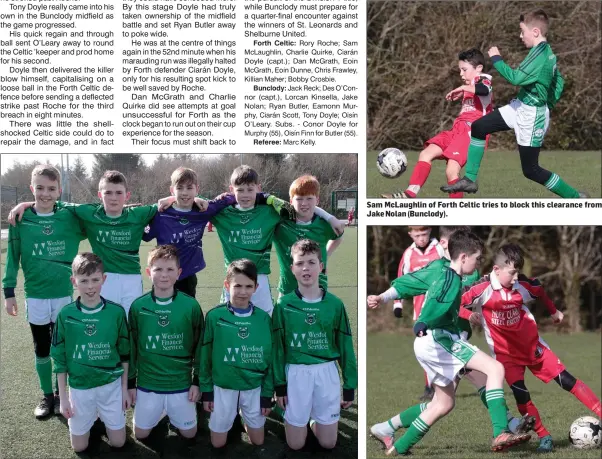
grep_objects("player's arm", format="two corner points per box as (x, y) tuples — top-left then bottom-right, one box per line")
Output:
(3, 223), (21, 316)
(490, 49), (543, 87)
(392, 255), (406, 312)
(199, 311), (214, 406)
(547, 69), (564, 109)
(517, 275), (561, 321)
(335, 302), (357, 407)
(314, 206), (345, 236)
(326, 238), (343, 258)
(271, 301), (287, 397)
(459, 280), (488, 324)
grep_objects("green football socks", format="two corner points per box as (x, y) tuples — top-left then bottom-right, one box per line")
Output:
(393, 416), (430, 454)
(486, 389), (509, 437)
(389, 402), (428, 430)
(544, 173), (580, 198)
(464, 137), (487, 181)
(35, 356), (53, 396)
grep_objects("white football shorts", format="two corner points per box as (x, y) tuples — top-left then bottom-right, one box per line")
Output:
(499, 99), (550, 147)
(26, 296), (71, 325)
(133, 389), (197, 431)
(209, 385), (265, 433)
(101, 273), (143, 317)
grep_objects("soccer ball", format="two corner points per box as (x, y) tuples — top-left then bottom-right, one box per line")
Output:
(376, 148), (407, 179)
(569, 416), (601, 449)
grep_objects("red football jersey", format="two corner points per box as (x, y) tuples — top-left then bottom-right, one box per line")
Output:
(455, 73), (494, 125)
(395, 238), (446, 319)
(461, 272), (558, 365)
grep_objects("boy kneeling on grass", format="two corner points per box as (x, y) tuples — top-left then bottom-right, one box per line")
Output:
(51, 253), (131, 452)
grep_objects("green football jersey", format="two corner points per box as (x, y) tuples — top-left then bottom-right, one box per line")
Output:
(274, 216), (341, 295)
(128, 290), (203, 392)
(51, 298), (130, 390)
(2, 206), (85, 299)
(199, 304), (273, 397)
(211, 205), (282, 274)
(58, 202), (157, 274)
(416, 268), (463, 335)
(493, 41), (562, 108)
(272, 290), (357, 397)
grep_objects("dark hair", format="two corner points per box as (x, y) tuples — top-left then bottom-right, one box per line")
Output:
(99, 170), (128, 191)
(226, 259), (258, 285)
(458, 48), (486, 69)
(448, 230), (484, 260)
(148, 244), (180, 268)
(291, 239), (322, 261)
(439, 226), (471, 240)
(230, 165), (259, 186)
(520, 9), (549, 36)
(72, 252), (104, 276)
(494, 244), (525, 270)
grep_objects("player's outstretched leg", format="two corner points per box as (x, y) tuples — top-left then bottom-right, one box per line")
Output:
(440, 110), (510, 194)
(382, 144), (442, 198)
(509, 380), (554, 452)
(370, 402), (429, 450)
(30, 323), (55, 418)
(553, 370), (601, 418)
(444, 160), (463, 199)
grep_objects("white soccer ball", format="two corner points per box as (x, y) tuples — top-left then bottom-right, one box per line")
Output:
(376, 148), (407, 179)
(569, 416), (601, 449)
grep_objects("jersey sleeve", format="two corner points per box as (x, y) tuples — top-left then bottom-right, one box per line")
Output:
(117, 308), (130, 363)
(271, 300), (287, 395)
(130, 204), (158, 225)
(492, 51), (544, 87)
(142, 219), (156, 242)
(335, 301), (358, 401)
(390, 260), (436, 299)
(518, 276), (557, 315)
(474, 75), (493, 95)
(127, 306), (138, 388)
(191, 302), (204, 386)
(2, 222), (21, 295)
(547, 69), (564, 109)
(204, 194), (236, 218)
(50, 312), (67, 374)
(198, 311), (214, 395)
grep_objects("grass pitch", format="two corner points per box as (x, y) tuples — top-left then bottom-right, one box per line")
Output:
(367, 150), (602, 198)
(367, 331), (602, 458)
(0, 227), (357, 459)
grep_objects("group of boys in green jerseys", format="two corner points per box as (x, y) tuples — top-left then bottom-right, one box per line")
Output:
(441, 9), (587, 198)
(3, 163), (356, 453)
(368, 227), (535, 455)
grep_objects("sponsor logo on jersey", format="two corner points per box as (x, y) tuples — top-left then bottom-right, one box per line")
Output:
(305, 313), (317, 325)
(158, 314), (170, 327)
(238, 326), (249, 339)
(290, 333), (306, 348)
(225, 347), (239, 362)
(42, 225), (53, 235)
(85, 323), (97, 337)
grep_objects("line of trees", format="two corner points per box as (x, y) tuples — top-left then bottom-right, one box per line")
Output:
(367, 226), (602, 333)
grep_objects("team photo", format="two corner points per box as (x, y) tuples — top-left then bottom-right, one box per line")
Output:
(0, 153), (358, 458)
(367, 226), (601, 457)
(367, 1), (601, 198)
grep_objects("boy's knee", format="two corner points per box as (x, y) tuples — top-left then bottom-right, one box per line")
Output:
(521, 165), (549, 185)
(510, 380), (531, 404)
(317, 436), (337, 450)
(109, 436), (126, 448)
(134, 428), (151, 440)
(179, 426), (197, 439)
(71, 439), (89, 453)
(287, 437), (306, 450)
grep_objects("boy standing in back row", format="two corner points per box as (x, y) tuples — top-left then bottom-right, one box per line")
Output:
(442, 9), (587, 198)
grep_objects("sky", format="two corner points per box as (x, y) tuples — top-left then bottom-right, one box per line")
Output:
(1, 154), (159, 175)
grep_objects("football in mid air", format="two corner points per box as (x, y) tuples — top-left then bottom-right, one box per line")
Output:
(569, 416), (601, 449)
(376, 148), (407, 179)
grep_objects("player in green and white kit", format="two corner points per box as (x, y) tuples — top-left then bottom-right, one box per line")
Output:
(368, 227), (533, 450)
(3, 165), (85, 418)
(374, 231), (531, 456)
(273, 240), (357, 451)
(211, 166), (341, 316)
(51, 253), (130, 452)
(127, 245), (203, 440)
(274, 175), (344, 297)
(442, 9), (587, 198)
(9, 171), (160, 317)
(200, 259), (273, 448)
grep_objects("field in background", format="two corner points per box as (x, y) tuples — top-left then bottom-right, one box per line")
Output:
(367, 150), (602, 198)
(367, 332), (602, 459)
(0, 228), (358, 459)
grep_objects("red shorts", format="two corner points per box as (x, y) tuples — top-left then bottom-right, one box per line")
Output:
(425, 121), (488, 167)
(499, 344), (566, 386)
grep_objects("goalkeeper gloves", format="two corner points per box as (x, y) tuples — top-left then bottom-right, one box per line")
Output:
(267, 195), (296, 220)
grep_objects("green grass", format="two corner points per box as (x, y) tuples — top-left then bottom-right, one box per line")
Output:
(367, 332), (602, 458)
(367, 150), (602, 198)
(0, 228), (357, 459)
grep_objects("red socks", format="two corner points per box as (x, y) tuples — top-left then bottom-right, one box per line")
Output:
(405, 161), (432, 198)
(447, 178), (464, 199)
(571, 380), (601, 417)
(517, 401), (550, 438)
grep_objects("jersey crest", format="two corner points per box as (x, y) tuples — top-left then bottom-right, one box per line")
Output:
(84, 323), (97, 336)
(238, 326), (249, 339)
(42, 225), (54, 236)
(239, 214), (251, 225)
(178, 217), (190, 226)
(158, 314), (170, 327)
(305, 312), (317, 325)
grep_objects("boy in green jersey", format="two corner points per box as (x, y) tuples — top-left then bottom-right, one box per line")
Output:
(51, 253), (130, 452)
(200, 259), (273, 448)
(378, 231), (530, 456)
(274, 175), (344, 297)
(442, 9), (587, 198)
(3, 164), (85, 418)
(273, 239), (357, 451)
(128, 245), (203, 441)
(211, 166), (342, 316)
(368, 227), (532, 450)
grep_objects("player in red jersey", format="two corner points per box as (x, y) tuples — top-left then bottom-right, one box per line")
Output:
(460, 244), (601, 453)
(393, 226), (445, 401)
(382, 48), (493, 199)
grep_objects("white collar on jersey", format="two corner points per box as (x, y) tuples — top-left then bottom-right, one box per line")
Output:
(489, 270), (519, 291)
(411, 238), (440, 254)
